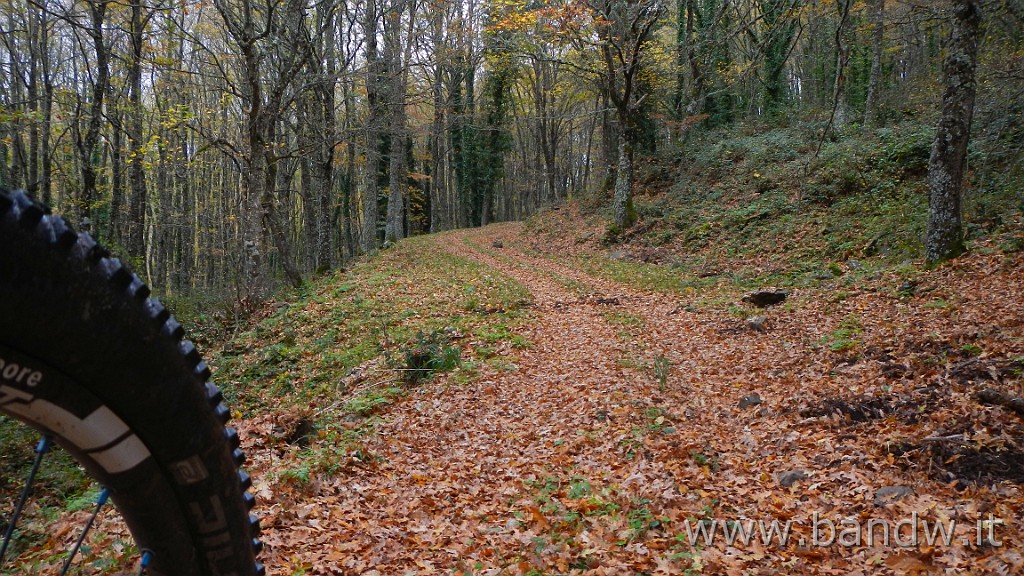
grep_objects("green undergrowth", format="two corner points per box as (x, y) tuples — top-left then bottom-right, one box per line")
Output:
(0, 417), (95, 569)
(211, 234), (533, 416)
(527, 118), (1022, 308)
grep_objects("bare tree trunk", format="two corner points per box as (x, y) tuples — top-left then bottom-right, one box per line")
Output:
(384, 0), (408, 244)
(314, 5), (337, 272)
(863, 0), (884, 126)
(830, 0), (852, 129)
(342, 72), (357, 261)
(4, 14), (27, 192)
(428, 21), (446, 234)
(595, 0), (660, 229)
(75, 0), (109, 227)
(108, 107), (124, 243)
(214, 0), (306, 291)
(298, 95), (318, 268)
(26, 6), (39, 198)
(362, 0), (382, 252)
(127, 0), (150, 261)
(262, 163), (303, 287)
(926, 0), (981, 264)
(40, 10), (53, 207)
(599, 87), (616, 193)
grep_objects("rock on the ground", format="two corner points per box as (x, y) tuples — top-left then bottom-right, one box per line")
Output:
(739, 393), (763, 408)
(874, 485), (914, 506)
(742, 290), (789, 307)
(747, 315), (767, 332)
(492, 239), (504, 248)
(778, 469), (808, 487)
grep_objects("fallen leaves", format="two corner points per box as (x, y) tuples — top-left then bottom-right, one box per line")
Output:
(227, 224), (1024, 575)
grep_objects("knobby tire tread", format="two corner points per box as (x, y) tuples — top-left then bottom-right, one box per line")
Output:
(0, 188), (263, 576)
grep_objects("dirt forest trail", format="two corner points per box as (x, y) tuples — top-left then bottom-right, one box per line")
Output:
(251, 223), (1024, 575)
(257, 224), (706, 574)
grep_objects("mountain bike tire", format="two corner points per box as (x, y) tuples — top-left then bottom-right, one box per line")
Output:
(0, 188), (263, 576)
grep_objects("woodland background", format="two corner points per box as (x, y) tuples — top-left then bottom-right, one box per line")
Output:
(1, 0), (1022, 304)
(4, 2), (1024, 573)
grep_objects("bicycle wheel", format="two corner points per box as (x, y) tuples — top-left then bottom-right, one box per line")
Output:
(0, 188), (263, 576)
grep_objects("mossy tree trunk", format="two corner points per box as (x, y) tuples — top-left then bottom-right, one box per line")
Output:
(926, 0), (981, 265)
(612, 129), (637, 230)
(592, 0), (663, 230)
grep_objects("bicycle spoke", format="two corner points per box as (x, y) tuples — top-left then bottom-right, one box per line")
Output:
(59, 487), (110, 575)
(0, 435), (53, 565)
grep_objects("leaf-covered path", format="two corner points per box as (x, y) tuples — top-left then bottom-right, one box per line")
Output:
(253, 224), (684, 574)
(247, 223), (1024, 575)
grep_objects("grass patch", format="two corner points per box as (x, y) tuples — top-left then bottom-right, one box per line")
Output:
(822, 315), (864, 352)
(211, 234), (533, 414)
(602, 310), (644, 328)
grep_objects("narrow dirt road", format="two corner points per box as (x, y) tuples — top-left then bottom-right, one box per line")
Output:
(258, 225), (693, 574)
(255, 224), (1024, 575)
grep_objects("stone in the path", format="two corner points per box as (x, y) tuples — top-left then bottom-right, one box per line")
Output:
(747, 315), (767, 332)
(874, 485), (914, 507)
(742, 290), (789, 307)
(778, 469), (808, 487)
(739, 393), (763, 409)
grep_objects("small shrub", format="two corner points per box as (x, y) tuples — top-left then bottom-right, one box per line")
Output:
(960, 344), (983, 357)
(653, 355), (671, 390)
(402, 330), (461, 383)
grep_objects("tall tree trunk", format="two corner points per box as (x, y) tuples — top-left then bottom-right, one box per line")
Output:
(214, 0), (306, 291)
(26, 6), (39, 198)
(599, 86), (616, 192)
(342, 72), (357, 261)
(926, 0), (981, 264)
(384, 0), (409, 244)
(109, 107), (124, 243)
(362, 0), (382, 252)
(154, 118), (171, 289)
(673, 0), (687, 122)
(463, 40), (477, 227)
(299, 95), (318, 269)
(596, 0), (660, 229)
(127, 0), (150, 261)
(4, 16), (27, 192)
(685, 0), (705, 116)
(830, 0), (852, 128)
(428, 23), (446, 234)
(40, 9), (53, 207)
(262, 157), (303, 286)
(76, 0), (109, 228)
(313, 2), (337, 272)
(863, 0), (884, 126)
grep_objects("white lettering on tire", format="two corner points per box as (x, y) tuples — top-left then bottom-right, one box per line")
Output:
(0, 384), (151, 473)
